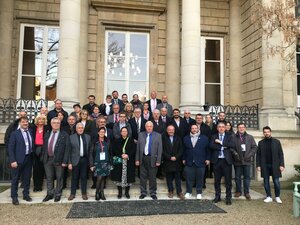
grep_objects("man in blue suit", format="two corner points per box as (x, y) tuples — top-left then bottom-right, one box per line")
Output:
(183, 124), (210, 200)
(8, 116), (34, 205)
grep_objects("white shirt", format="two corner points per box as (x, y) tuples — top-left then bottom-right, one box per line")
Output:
(79, 135), (84, 157)
(21, 128), (32, 154)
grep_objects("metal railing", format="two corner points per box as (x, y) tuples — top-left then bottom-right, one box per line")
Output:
(205, 104), (259, 129)
(0, 98), (48, 124)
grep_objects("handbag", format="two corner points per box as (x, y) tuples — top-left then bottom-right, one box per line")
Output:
(112, 137), (129, 165)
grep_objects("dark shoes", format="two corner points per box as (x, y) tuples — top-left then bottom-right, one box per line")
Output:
(33, 188), (42, 192)
(68, 195), (75, 201)
(82, 194), (88, 200)
(168, 192), (173, 198)
(213, 197), (221, 203)
(117, 187), (122, 199)
(177, 192), (185, 200)
(43, 195), (53, 202)
(234, 192), (241, 198)
(95, 191), (100, 201)
(226, 198), (232, 205)
(23, 196), (32, 202)
(100, 191), (106, 200)
(245, 193), (251, 201)
(151, 195), (158, 200)
(91, 184), (96, 189)
(12, 198), (19, 205)
(54, 196), (61, 202)
(125, 187), (130, 199)
(139, 194), (146, 199)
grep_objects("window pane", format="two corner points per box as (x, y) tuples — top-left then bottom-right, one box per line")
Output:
(205, 40), (220, 60)
(205, 84), (220, 105)
(205, 62), (220, 83)
(22, 51), (42, 76)
(106, 80), (126, 96)
(130, 34), (148, 57)
(107, 56), (126, 80)
(21, 76), (41, 100)
(129, 57), (147, 81)
(48, 28), (59, 50)
(107, 32), (125, 56)
(23, 26), (44, 51)
(129, 81), (148, 102)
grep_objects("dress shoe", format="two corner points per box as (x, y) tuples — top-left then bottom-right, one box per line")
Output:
(95, 191), (100, 201)
(117, 186), (122, 199)
(139, 194), (146, 199)
(54, 196), (61, 202)
(12, 198), (19, 205)
(226, 198), (232, 205)
(203, 184), (207, 189)
(168, 192), (173, 198)
(42, 195), (53, 202)
(234, 192), (241, 198)
(33, 188), (42, 192)
(245, 193), (251, 200)
(125, 187), (130, 199)
(151, 195), (158, 200)
(82, 194), (88, 200)
(68, 195), (75, 201)
(23, 196), (32, 202)
(91, 184), (96, 189)
(177, 192), (185, 200)
(213, 197), (221, 203)
(100, 191), (106, 200)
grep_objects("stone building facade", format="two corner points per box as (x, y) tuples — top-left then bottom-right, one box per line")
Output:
(0, 0), (299, 178)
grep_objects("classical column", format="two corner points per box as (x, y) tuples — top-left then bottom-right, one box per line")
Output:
(78, 0), (88, 105)
(57, 0), (81, 112)
(165, 0), (180, 108)
(229, 0), (242, 105)
(180, 0), (201, 114)
(259, 0), (296, 131)
(0, 0), (14, 98)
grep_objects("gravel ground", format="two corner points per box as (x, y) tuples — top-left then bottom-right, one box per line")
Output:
(0, 189), (298, 225)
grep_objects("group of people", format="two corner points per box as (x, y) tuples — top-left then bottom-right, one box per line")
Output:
(5, 90), (285, 206)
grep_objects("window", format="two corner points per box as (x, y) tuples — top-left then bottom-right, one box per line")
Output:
(17, 24), (59, 100)
(296, 0), (300, 17)
(296, 38), (300, 107)
(201, 37), (224, 105)
(104, 31), (149, 101)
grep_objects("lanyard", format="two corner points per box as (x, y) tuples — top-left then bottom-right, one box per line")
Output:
(99, 140), (104, 152)
(122, 137), (129, 154)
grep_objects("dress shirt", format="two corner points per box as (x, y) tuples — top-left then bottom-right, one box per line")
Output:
(218, 133), (225, 158)
(21, 128), (32, 154)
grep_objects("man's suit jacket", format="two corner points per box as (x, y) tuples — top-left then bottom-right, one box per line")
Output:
(112, 122), (132, 139)
(162, 134), (183, 172)
(156, 103), (173, 117)
(183, 134), (210, 167)
(47, 108), (69, 125)
(146, 98), (162, 112)
(41, 130), (70, 165)
(169, 117), (189, 139)
(107, 113), (119, 129)
(68, 133), (92, 166)
(151, 119), (166, 134)
(128, 117), (147, 141)
(8, 128), (34, 164)
(136, 131), (163, 167)
(184, 117), (196, 127)
(112, 98), (124, 111)
(198, 122), (212, 140)
(210, 132), (234, 165)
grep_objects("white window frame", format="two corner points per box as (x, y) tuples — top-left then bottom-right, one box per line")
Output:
(17, 24), (59, 100)
(104, 30), (150, 100)
(200, 36), (224, 105)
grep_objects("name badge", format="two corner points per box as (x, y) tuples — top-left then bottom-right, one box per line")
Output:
(241, 144), (246, 152)
(100, 152), (106, 160)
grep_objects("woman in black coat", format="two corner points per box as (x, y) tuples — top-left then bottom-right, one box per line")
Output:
(111, 127), (136, 199)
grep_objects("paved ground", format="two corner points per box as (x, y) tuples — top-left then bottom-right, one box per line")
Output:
(0, 189), (298, 225)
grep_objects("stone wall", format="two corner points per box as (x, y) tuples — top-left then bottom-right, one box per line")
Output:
(240, 0), (262, 106)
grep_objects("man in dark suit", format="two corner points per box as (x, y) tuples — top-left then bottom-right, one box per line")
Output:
(169, 109), (189, 140)
(151, 109), (166, 134)
(112, 90), (124, 111)
(256, 126), (285, 204)
(183, 110), (196, 127)
(128, 108), (147, 143)
(99, 95), (113, 116)
(107, 103), (120, 129)
(135, 121), (162, 200)
(47, 99), (69, 125)
(42, 117), (70, 202)
(146, 91), (162, 112)
(183, 124), (210, 199)
(162, 125), (184, 199)
(112, 111), (132, 139)
(67, 123), (92, 201)
(156, 95), (173, 117)
(160, 107), (172, 125)
(8, 116), (34, 205)
(82, 95), (97, 116)
(210, 122), (234, 205)
(62, 115), (77, 135)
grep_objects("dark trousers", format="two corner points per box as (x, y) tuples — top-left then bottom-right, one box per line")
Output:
(44, 157), (64, 197)
(234, 165), (251, 194)
(185, 165), (205, 194)
(213, 159), (232, 199)
(263, 164), (281, 197)
(10, 155), (32, 199)
(32, 147), (45, 190)
(71, 157), (88, 195)
(165, 171), (182, 194)
(140, 155), (158, 196)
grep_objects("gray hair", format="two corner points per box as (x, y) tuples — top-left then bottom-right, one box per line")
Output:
(76, 122), (84, 129)
(153, 109), (160, 115)
(145, 121), (154, 127)
(51, 117), (61, 124)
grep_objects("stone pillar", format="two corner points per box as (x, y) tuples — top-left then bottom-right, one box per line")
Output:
(78, 0), (88, 105)
(259, 0), (296, 131)
(165, 0), (180, 108)
(229, 0), (242, 105)
(0, 0), (14, 98)
(180, 0), (201, 114)
(57, 0), (81, 112)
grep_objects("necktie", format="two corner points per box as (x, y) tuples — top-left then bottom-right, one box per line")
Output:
(25, 130), (32, 154)
(48, 131), (57, 157)
(79, 135), (84, 157)
(115, 114), (118, 123)
(136, 119), (140, 133)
